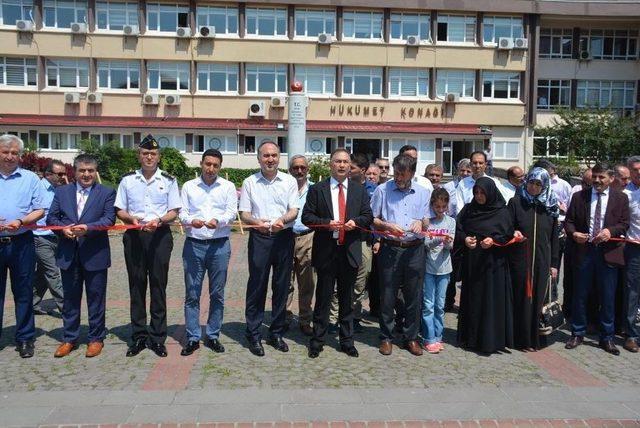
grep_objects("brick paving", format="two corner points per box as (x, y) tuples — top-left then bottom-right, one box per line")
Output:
(0, 233), (639, 426)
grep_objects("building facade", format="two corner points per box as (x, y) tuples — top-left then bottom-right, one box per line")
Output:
(0, 0), (638, 173)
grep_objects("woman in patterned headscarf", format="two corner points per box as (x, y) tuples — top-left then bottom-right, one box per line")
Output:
(508, 167), (560, 351)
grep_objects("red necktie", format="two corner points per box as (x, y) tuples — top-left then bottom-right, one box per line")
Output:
(338, 182), (346, 245)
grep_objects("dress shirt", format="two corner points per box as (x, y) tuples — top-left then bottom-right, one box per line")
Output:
(371, 180), (430, 242)
(589, 187), (609, 238)
(624, 188), (640, 242)
(550, 175), (572, 221)
(114, 168), (181, 222)
(569, 184), (584, 207)
(330, 177), (348, 239)
(238, 170), (299, 228)
(179, 176), (238, 240)
(455, 174), (509, 214)
(76, 183), (92, 218)
(0, 167), (46, 236)
(363, 180), (377, 198)
(442, 180), (458, 216)
(33, 178), (56, 237)
(293, 180), (313, 234)
(414, 174), (434, 191)
(627, 182), (640, 192)
(503, 182), (517, 202)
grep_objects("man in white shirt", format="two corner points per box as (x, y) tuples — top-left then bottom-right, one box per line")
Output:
(179, 149), (238, 356)
(503, 166), (525, 201)
(623, 155), (640, 353)
(626, 156), (640, 192)
(239, 141), (299, 356)
(398, 145), (434, 192)
(455, 151), (510, 213)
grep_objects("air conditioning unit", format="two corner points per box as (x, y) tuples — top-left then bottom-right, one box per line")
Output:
(444, 92), (459, 103)
(143, 93), (159, 105)
(87, 92), (102, 103)
(579, 50), (591, 60)
(165, 94), (181, 106)
(498, 37), (513, 50)
(123, 25), (139, 36)
(270, 96), (287, 108)
(16, 20), (34, 32)
(513, 37), (528, 49)
(317, 33), (333, 45)
(176, 27), (191, 38)
(248, 100), (266, 117)
(406, 35), (420, 46)
(64, 92), (80, 103)
(199, 26), (215, 38)
(70, 22), (87, 34)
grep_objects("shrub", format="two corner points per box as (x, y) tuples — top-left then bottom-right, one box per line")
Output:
(308, 155), (330, 183)
(20, 151), (73, 180)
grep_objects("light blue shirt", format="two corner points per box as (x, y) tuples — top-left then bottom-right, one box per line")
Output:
(0, 167), (46, 236)
(114, 168), (181, 222)
(624, 188), (640, 242)
(293, 180), (313, 234)
(239, 170), (299, 229)
(33, 178), (56, 236)
(442, 180), (458, 216)
(371, 180), (430, 242)
(179, 175), (238, 240)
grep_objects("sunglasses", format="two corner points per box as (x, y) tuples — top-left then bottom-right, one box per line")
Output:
(48, 172), (67, 177)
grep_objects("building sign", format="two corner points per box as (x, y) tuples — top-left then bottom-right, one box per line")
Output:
(329, 104), (448, 120)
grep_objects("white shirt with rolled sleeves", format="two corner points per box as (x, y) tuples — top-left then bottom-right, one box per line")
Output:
(455, 174), (510, 214)
(238, 171), (299, 229)
(624, 187), (640, 242)
(179, 176), (238, 240)
(550, 176), (572, 222)
(114, 169), (181, 222)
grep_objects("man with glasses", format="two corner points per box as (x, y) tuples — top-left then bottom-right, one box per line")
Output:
(376, 158), (390, 184)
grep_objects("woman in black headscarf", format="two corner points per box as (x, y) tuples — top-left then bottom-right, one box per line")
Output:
(508, 167), (560, 351)
(456, 177), (515, 353)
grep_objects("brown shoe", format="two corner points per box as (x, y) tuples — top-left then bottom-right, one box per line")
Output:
(565, 335), (583, 349)
(624, 338), (639, 353)
(299, 324), (313, 337)
(54, 342), (77, 358)
(379, 340), (393, 355)
(406, 340), (423, 356)
(86, 341), (104, 358)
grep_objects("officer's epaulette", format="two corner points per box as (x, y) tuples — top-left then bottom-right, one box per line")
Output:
(161, 171), (176, 181)
(121, 171), (136, 179)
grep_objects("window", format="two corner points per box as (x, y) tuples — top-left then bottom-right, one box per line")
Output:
(390, 12), (430, 41)
(539, 28), (572, 59)
(194, 135), (237, 154)
(305, 136), (334, 155)
(155, 134), (185, 152)
(246, 7), (286, 37)
(580, 29), (638, 60)
(246, 63), (287, 93)
(97, 60), (139, 90)
(295, 8), (334, 37)
(389, 68), (428, 97)
(0, 57), (37, 87)
(38, 132), (80, 150)
(483, 16), (523, 44)
(537, 79), (571, 109)
(482, 71), (520, 100)
(343, 10), (382, 40)
(576, 80), (636, 110)
(99, 133), (133, 148)
(342, 66), (382, 96)
(437, 14), (475, 43)
(147, 3), (188, 32)
(43, 0), (86, 28)
(96, 1), (137, 31)
(436, 69), (475, 98)
(196, 5), (237, 35)
(492, 141), (519, 160)
(147, 61), (190, 91)
(46, 59), (88, 88)
(294, 65), (335, 95)
(244, 135), (278, 154)
(197, 63), (238, 93)
(1, 0), (33, 26)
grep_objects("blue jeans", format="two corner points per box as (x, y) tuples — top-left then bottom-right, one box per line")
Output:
(182, 237), (231, 341)
(422, 272), (449, 345)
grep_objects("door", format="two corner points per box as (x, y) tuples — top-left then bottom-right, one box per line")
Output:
(352, 139), (381, 164)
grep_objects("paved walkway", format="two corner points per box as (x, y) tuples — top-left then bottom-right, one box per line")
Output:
(1, 234), (639, 427)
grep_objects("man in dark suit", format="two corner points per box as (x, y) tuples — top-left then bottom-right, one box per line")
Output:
(47, 154), (116, 358)
(302, 148), (373, 358)
(565, 163), (629, 355)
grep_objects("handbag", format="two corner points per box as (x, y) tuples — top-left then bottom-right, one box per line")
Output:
(539, 276), (565, 335)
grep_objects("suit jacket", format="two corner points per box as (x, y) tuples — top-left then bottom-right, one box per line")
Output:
(564, 187), (629, 267)
(47, 183), (116, 271)
(302, 178), (373, 269)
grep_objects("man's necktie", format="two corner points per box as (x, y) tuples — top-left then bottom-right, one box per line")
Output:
(77, 189), (87, 218)
(338, 183), (346, 245)
(592, 192), (602, 240)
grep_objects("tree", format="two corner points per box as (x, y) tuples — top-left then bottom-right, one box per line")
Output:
(535, 108), (639, 166)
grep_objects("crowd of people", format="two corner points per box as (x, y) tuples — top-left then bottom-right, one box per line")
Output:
(0, 132), (639, 360)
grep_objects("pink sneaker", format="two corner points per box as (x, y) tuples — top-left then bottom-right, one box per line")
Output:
(437, 342), (444, 351)
(425, 343), (440, 354)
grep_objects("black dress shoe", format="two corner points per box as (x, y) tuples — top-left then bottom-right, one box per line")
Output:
(180, 340), (200, 356)
(16, 341), (34, 358)
(308, 347), (322, 358)
(206, 338), (225, 353)
(148, 342), (168, 357)
(339, 345), (359, 357)
(126, 339), (146, 357)
(267, 336), (289, 352)
(248, 340), (265, 357)
(565, 335), (583, 349)
(599, 339), (620, 356)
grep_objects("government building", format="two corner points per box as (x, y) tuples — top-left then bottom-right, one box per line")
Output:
(0, 0), (638, 173)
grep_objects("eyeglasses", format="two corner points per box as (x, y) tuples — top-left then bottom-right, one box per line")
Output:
(291, 166), (308, 171)
(48, 172), (66, 177)
(378, 166), (389, 170)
